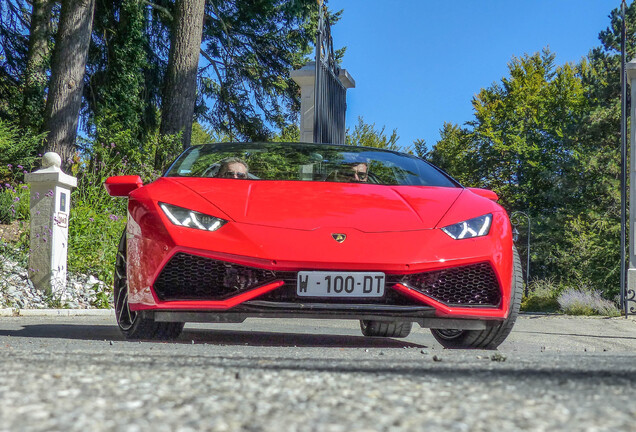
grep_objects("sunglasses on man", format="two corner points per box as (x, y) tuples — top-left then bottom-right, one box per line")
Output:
(222, 171), (248, 179)
(339, 170), (368, 181)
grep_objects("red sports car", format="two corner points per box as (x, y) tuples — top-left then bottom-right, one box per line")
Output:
(105, 142), (521, 349)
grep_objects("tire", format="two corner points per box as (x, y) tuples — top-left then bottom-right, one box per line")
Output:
(114, 230), (184, 340)
(360, 320), (413, 338)
(430, 246), (523, 350)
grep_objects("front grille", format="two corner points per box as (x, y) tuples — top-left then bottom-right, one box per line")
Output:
(154, 253), (291, 300)
(154, 253), (500, 307)
(391, 263), (501, 306)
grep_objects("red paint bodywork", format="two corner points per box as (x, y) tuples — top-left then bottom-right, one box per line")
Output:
(109, 176), (514, 321)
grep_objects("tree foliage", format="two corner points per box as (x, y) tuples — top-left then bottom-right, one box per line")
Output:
(88, 0), (149, 148)
(422, 3), (636, 298)
(20, 0), (54, 130)
(200, 0), (320, 141)
(0, 0), (31, 121)
(346, 116), (400, 150)
(1, 0), (325, 166)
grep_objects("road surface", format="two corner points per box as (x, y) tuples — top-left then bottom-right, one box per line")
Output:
(1, 314), (635, 431)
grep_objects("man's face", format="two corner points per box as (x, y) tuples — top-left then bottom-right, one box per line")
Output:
(349, 163), (368, 182)
(220, 162), (248, 179)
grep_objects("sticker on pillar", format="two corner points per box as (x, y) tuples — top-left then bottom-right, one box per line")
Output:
(55, 212), (68, 228)
(60, 192), (67, 212)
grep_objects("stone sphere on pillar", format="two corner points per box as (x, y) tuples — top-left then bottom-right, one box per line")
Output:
(42, 152), (62, 170)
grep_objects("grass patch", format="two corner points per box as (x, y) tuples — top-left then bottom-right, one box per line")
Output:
(521, 295), (561, 313)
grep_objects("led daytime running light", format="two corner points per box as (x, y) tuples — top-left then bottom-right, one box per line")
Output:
(442, 214), (492, 240)
(160, 203), (227, 232)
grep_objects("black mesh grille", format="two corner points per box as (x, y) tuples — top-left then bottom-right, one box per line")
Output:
(391, 263), (501, 306)
(154, 253), (500, 307)
(154, 253), (288, 300)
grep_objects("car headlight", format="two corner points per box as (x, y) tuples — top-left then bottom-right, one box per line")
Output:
(159, 203), (227, 231)
(442, 214), (492, 239)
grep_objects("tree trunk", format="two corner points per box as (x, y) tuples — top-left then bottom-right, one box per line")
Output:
(160, 0), (205, 152)
(42, 0), (95, 169)
(21, 0), (54, 131)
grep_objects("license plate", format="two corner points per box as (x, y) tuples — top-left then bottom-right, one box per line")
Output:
(297, 271), (385, 297)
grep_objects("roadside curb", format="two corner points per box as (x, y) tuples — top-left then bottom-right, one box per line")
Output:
(0, 308), (114, 317)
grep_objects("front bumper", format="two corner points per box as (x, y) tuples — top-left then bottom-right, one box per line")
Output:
(129, 248), (511, 321)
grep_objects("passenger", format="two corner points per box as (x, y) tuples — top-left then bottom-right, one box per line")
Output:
(348, 163), (368, 182)
(217, 157), (249, 179)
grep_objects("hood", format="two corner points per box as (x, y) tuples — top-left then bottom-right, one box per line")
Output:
(172, 179), (463, 232)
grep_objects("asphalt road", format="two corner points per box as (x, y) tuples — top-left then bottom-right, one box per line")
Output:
(1, 314), (636, 431)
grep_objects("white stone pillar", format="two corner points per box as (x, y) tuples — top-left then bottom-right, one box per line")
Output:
(291, 62), (355, 143)
(25, 152), (77, 296)
(626, 60), (636, 314)
(291, 63), (316, 143)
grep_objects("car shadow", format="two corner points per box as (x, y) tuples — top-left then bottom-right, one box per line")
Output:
(0, 324), (428, 349)
(0, 324), (125, 341)
(178, 328), (427, 348)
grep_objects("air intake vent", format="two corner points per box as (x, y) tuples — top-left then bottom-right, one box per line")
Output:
(394, 263), (501, 306)
(154, 253), (278, 300)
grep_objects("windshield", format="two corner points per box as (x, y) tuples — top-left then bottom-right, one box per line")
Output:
(164, 142), (458, 187)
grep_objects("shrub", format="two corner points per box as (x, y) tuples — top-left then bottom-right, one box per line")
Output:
(67, 203), (126, 284)
(0, 120), (44, 183)
(0, 188), (15, 224)
(0, 181), (28, 224)
(13, 184), (30, 220)
(520, 278), (561, 312)
(67, 142), (131, 284)
(557, 288), (620, 317)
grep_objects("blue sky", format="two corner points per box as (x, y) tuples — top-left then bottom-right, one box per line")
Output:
(329, 0), (618, 150)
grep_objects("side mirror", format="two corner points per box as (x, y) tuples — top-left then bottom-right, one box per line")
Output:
(468, 187), (499, 201)
(104, 175), (143, 197)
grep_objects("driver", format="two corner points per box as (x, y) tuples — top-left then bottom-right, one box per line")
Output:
(217, 157), (249, 179)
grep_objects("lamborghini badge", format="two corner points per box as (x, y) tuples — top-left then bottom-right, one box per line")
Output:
(332, 233), (346, 243)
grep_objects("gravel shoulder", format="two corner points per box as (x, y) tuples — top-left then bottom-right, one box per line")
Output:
(0, 244), (112, 309)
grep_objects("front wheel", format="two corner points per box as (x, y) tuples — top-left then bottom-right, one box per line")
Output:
(114, 231), (184, 340)
(430, 246), (522, 350)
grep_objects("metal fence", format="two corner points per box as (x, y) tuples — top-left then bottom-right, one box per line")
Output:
(313, 3), (346, 144)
